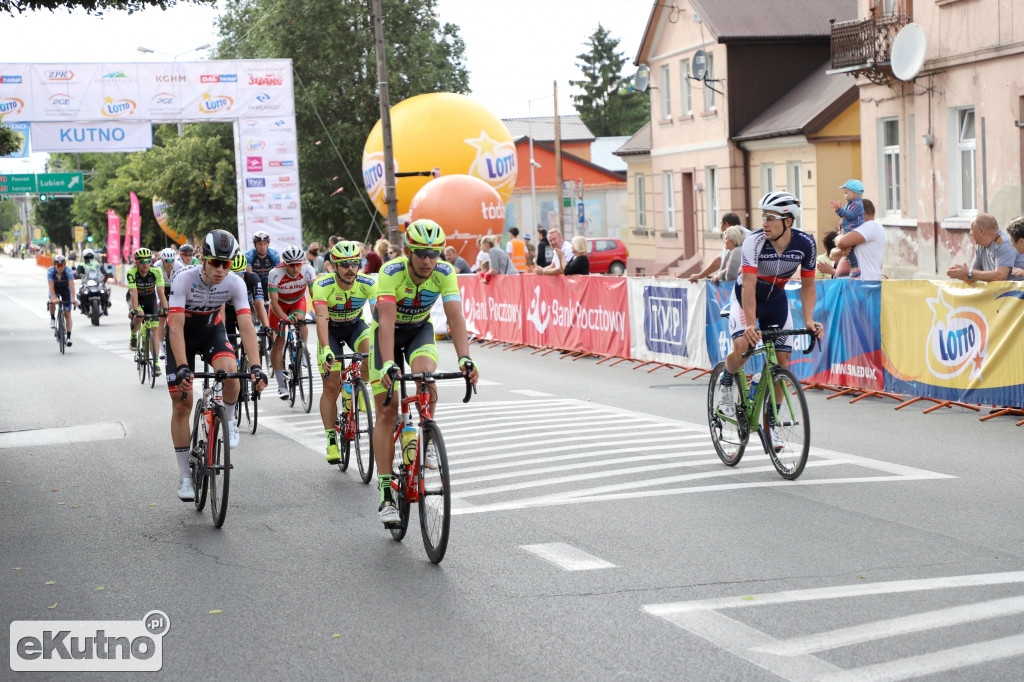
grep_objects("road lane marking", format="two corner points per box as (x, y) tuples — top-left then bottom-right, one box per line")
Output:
(520, 543), (616, 571)
(510, 389), (554, 397)
(0, 421), (126, 449)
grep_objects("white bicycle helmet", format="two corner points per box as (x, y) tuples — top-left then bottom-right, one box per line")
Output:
(758, 191), (802, 219)
(159, 247), (177, 262)
(281, 245), (306, 264)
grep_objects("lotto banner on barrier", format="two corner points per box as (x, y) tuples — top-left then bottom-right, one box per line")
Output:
(881, 280), (1024, 406)
(627, 277), (711, 368)
(459, 274), (524, 343)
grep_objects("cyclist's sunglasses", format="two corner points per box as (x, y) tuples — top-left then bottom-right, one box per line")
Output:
(253, 238), (269, 244)
(335, 260), (360, 269)
(410, 248), (441, 259)
(207, 258), (232, 269)
(136, 258), (151, 264)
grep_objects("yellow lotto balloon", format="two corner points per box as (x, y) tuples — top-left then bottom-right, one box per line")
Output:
(153, 197), (186, 245)
(362, 92), (517, 219)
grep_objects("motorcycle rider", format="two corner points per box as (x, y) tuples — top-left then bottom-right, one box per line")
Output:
(75, 248), (111, 316)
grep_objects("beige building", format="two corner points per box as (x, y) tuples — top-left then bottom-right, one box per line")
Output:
(829, 0), (1024, 278)
(617, 0), (858, 275)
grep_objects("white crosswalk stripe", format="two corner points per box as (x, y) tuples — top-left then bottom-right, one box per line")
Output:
(258, 396), (953, 516)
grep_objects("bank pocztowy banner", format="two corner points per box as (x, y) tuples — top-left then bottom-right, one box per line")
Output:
(882, 280), (1024, 406)
(459, 274), (630, 356)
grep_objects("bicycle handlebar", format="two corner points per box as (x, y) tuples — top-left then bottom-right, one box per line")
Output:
(383, 366), (476, 407)
(741, 327), (818, 359)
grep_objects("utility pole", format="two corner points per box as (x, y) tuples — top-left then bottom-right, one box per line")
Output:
(370, 0), (401, 244)
(553, 80), (563, 233)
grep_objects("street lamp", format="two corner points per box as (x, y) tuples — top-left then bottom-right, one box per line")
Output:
(137, 44), (212, 134)
(528, 94), (553, 233)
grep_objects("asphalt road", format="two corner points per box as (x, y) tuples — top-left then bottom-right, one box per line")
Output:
(2, 255), (1023, 680)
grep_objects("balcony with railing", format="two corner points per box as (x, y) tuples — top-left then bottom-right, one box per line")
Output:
(829, 12), (910, 83)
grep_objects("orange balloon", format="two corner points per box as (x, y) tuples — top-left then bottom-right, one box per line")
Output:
(408, 175), (505, 261)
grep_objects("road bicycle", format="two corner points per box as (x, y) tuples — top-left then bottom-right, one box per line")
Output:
(133, 313), (163, 388)
(383, 359), (475, 564)
(51, 300), (68, 354)
(280, 318), (313, 413)
(330, 351), (374, 482)
(707, 327), (817, 480)
(257, 326), (274, 373)
(228, 333), (260, 434)
(184, 368), (251, 528)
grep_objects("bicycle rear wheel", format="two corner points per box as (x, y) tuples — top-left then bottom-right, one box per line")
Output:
(146, 328), (157, 389)
(351, 379), (374, 484)
(287, 341), (298, 407)
(298, 345), (313, 413)
(418, 421), (451, 564)
(189, 401), (209, 512)
(56, 313), (66, 355)
(763, 367), (810, 480)
(208, 405), (231, 527)
(707, 362), (747, 466)
(136, 333), (147, 384)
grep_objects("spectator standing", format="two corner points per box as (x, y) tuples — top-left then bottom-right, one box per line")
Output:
(563, 236), (590, 275)
(1007, 216), (1024, 279)
(815, 231), (839, 279)
(535, 228), (552, 268)
(524, 233), (536, 268)
(686, 213), (746, 281)
(534, 229), (569, 275)
(385, 242), (401, 262)
(946, 213), (1024, 282)
(362, 240), (383, 273)
(472, 237), (490, 272)
(505, 227), (528, 273)
(443, 246), (472, 274)
(711, 225), (747, 284)
(480, 236), (518, 274)
(833, 198), (885, 280)
(307, 242), (325, 274)
(829, 179), (866, 278)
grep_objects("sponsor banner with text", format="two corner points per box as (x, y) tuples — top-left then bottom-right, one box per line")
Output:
(627, 277), (711, 368)
(881, 280), (1024, 406)
(30, 121), (153, 152)
(459, 274), (524, 343)
(236, 115), (301, 248)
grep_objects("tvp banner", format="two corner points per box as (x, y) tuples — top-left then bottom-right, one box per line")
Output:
(628, 277), (711, 368)
(882, 280), (1024, 406)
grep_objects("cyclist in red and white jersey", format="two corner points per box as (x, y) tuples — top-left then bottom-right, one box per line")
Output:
(268, 245), (317, 398)
(715, 192), (824, 421)
(165, 230), (268, 501)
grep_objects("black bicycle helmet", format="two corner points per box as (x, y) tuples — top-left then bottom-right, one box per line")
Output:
(202, 229), (240, 260)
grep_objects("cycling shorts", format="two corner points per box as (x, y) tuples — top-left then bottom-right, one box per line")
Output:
(126, 290), (159, 316)
(49, 288), (72, 311)
(164, 322), (235, 394)
(269, 297), (307, 331)
(728, 294), (795, 353)
(320, 320), (370, 374)
(368, 321), (437, 396)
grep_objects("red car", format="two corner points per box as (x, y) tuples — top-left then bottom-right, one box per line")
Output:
(586, 238), (629, 275)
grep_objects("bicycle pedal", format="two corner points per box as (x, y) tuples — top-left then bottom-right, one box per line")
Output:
(383, 521), (402, 529)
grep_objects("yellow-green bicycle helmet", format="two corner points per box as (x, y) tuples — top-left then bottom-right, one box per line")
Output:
(403, 219), (446, 251)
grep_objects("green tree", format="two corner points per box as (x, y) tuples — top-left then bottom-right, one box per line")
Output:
(570, 24), (650, 137)
(215, 0), (469, 245)
(0, 125), (21, 156)
(1, 0), (213, 15)
(32, 197), (74, 248)
(0, 198), (19, 238)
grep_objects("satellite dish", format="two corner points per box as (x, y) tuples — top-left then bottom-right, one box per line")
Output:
(634, 64), (650, 93)
(890, 23), (928, 81)
(692, 49), (708, 81)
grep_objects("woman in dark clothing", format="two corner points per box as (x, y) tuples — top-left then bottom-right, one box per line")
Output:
(563, 236), (590, 276)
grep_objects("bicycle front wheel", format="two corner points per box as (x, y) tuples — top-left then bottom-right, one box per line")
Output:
(418, 421), (451, 564)
(56, 314), (66, 355)
(287, 342), (298, 408)
(351, 379), (374, 483)
(189, 401), (209, 512)
(136, 334), (147, 384)
(763, 367), (810, 480)
(146, 328), (157, 389)
(707, 362), (747, 466)
(298, 344), (313, 413)
(208, 405), (231, 527)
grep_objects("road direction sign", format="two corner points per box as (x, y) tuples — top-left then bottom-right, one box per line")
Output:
(37, 172), (84, 193)
(0, 174), (36, 193)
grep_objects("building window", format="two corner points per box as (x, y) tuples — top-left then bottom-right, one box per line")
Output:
(679, 59), (691, 116)
(703, 53), (715, 111)
(705, 167), (718, 230)
(881, 118), (900, 215)
(786, 161), (802, 228)
(957, 108), (976, 214)
(662, 172), (676, 231)
(659, 65), (672, 119)
(635, 174), (647, 229)
(880, 0), (898, 16)
(760, 163), (775, 194)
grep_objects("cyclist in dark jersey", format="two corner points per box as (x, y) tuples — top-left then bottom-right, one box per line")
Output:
(244, 230), (281, 293)
(224, 253), (270, 338)
(46, 255), (76, 346)
(127, 248), (168, 371)
(715, 191), (824, 419)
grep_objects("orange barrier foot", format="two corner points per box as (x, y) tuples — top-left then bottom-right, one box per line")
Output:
(921, 400), (981, 414)
(826, 387), (861, 400)
(849, 390), (907, 405)
(689, 368), (712, 380)
(980, 407), (1024, 422)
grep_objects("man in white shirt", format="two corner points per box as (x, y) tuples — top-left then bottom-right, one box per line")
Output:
(533, 229), (573, 275)
(835, 199), (885, 281)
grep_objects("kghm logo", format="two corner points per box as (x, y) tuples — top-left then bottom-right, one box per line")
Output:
(199, 92), (233, 114)
(10, 611), (169, 672)
(925, 288), (988, 381)
(100, 96), (136, 118)
(465, 130), (517, 192)
(0, 97), (24, 114)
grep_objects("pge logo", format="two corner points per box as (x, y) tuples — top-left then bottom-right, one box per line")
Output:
(465, 130), (517, 194)
(925, 288), (988, 381)
(10, 610), (169, 672)
(199, 92), (233, 114)
(151, 92), (178, 107)
(525, 285), (551, 334)
(643, 285), (687, 356)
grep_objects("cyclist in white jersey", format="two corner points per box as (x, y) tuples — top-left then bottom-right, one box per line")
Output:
(716, 192), (824, 420)
(165, 230), (268, 501)
(268, 245), (317, 398)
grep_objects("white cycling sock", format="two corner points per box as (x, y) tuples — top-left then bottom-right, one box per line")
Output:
(174, 446), (190, 478)
(275, 369), (286, 385)
(223, 402), (235, 424)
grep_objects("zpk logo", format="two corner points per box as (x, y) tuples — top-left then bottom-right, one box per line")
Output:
(925, 288), (988, 381)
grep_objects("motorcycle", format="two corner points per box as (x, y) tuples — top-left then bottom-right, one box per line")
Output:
(77, 267), (111, 326)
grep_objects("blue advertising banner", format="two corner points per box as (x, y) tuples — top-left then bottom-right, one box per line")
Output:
(705, 281), (764, 377)
(643, 285), (688, 357)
